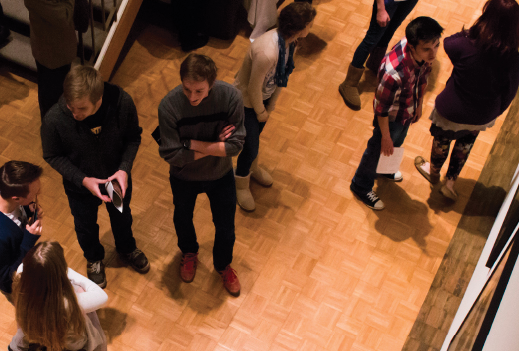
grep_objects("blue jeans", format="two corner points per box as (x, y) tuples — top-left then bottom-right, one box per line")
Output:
(169, 169), (236, 271)
(351, 0), (419, 68)
(235, 102), (268, 177)
(351, 120), (410, 194)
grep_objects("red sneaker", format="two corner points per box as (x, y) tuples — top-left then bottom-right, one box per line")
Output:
(218, 265), (241, 297)
(180, 253), (198, 283)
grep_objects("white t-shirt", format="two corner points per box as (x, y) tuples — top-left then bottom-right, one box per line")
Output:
(5, 206), (28, 228)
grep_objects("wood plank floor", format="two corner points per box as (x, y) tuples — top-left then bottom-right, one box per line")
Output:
(0, 0), (511, 350)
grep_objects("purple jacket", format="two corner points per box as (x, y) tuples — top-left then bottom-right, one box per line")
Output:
(435, 31), (519, 125)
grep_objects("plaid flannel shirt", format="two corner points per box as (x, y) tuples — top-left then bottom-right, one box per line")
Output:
(373, 37), (431, 125)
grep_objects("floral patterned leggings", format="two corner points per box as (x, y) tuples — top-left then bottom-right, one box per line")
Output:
(430, 131), (479, 181)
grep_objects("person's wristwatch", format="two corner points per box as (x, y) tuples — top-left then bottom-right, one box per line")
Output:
(183, 139), (191, 150)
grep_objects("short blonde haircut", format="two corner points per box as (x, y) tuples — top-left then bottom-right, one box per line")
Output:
(63, 65), (104, 104)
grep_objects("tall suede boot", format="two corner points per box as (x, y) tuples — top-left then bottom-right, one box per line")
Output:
(365, 46), (388, 74)
(235, 172), (255, 212)
(250, 158), (273, 187)
(338, 64), (364, 111)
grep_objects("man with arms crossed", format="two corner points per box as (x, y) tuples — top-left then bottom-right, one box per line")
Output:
(41, 66), (149, 288)
(158, 54), (245, 296)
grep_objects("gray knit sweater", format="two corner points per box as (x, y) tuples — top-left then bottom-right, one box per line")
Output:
(158, 81), (245, 181)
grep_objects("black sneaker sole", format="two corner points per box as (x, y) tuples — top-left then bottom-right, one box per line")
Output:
(96, 279), (107, 289)
(133, 262), (151, 274)
(88, 276), (107, 289)
(118, 254), (151, 274)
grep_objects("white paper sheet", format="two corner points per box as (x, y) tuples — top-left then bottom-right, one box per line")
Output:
(105, 181), (123, 213)
(376, 147), (404, 174)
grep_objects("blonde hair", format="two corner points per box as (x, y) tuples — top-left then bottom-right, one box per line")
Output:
(63, 65), (104, 104)
(13, 241), (86, 351)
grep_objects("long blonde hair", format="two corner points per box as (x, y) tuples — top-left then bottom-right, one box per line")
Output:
(13, 241), (86, 351)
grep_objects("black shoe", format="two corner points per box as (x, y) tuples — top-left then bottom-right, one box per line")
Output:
(87, 260), (107, 289)
(350, 184), (385, 210)
(119, 248), (150, 274)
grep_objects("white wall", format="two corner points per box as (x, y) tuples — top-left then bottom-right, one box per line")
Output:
(440, 165), (519, 351)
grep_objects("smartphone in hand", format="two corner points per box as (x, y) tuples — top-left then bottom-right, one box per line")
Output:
(29, 199), (38, 225)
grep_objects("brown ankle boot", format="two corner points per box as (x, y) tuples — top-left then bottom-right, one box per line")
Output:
(338, 63), (364, 111)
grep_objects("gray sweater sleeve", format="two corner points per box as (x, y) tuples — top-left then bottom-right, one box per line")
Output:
(117, 91), (142, 174)
(224, 88), (246, 156)
(41, 115), (88, 188)
(158, 96), (196, 167)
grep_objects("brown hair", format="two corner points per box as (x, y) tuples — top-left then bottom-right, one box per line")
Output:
(180, 53), (218, 87)
(0, 160), (42, 200)
(63, 65), (104, 104)
(467, 0), (519, 55)
(278, 2), (317, 40)
(13, 241), (86, 351)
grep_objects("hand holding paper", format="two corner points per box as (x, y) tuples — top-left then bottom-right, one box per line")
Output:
(107, 170), (128, 198)
(376, 147), (405, 174)
(105, 179), (123, 213)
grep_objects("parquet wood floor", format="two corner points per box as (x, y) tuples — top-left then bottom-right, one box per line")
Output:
(0, 0), (510, 350)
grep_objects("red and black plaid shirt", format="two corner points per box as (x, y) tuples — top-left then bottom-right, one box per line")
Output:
(373, 38), (431, 125)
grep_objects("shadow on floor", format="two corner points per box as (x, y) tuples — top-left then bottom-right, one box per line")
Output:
(373, 180), (433, 251)
(97, 307), (129, 343)
(0, 68), (30, 106)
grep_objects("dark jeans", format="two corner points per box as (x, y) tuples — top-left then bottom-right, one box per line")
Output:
(235, 100), (269, 177)
(65, 179), (137, 262)
(36, 61), (71, 119)
(169, 169), (236, 271)
(351, 0), (418, 68)
(351, 120), (410, 194)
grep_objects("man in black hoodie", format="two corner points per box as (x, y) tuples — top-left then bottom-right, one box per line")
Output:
(41, 66), (149, 288)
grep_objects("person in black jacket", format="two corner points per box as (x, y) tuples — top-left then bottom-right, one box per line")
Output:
(0, 161), (42, 303)
(41, 66), (149, 289)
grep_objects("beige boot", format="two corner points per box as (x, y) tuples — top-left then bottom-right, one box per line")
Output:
(235, 172), (255, 212)
(338, 63), (364, 111)
(250, 158), (273, 187)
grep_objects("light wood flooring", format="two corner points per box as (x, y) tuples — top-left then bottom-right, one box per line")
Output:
(0, 0), (510, 350)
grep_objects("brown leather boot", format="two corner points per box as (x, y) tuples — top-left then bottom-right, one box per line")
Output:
(338, 63), (364, 111)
